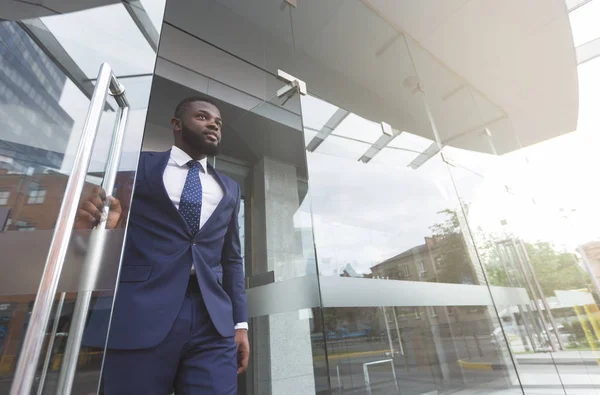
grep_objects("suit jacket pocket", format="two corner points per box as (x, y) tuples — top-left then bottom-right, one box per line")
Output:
(119, 265), (152, 283)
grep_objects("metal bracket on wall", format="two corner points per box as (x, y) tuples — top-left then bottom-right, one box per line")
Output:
(281, 0), (297, 10)
(277, 70), (307, 105)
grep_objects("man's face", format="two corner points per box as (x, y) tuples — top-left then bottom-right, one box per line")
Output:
(177, 101), (222, 156)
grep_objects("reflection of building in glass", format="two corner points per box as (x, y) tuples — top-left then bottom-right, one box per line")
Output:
(370, 235), (493, 349)
(0, 171), (133, 232)
(0, 169), (134, 376)
(0, 21), (72, 173)
(371, 235), (479, 285)
(0, 170), (67, 231)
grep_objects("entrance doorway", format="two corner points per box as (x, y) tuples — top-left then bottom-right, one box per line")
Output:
(0, 2), (167, 393)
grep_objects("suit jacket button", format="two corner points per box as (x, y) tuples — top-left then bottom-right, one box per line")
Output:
(192, 241), (196, 246)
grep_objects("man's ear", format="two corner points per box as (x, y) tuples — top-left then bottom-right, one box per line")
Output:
(171, 117), (182, 132)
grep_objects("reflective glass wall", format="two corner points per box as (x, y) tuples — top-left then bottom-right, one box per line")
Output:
(138, 0), (600, 393)
(292, 0), (600, 394)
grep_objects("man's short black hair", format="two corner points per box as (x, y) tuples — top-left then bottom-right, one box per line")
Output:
(174, 96), (219, 119)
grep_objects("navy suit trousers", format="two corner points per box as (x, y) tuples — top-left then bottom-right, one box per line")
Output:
(102, 279), (237, 395)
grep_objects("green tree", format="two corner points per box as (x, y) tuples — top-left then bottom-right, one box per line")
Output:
(525, 241), (590, 297)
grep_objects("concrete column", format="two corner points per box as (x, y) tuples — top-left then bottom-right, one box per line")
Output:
(250, 157), (315, 395)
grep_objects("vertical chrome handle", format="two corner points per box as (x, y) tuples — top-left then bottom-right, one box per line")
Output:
(10, 63), (128, 395)
(55, 74), (130, 395)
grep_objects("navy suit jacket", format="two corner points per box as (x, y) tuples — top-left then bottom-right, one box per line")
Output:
(86, 150), (247, 350)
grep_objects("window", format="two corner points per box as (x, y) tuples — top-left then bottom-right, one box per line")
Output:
(428, 306), (438, 318)
(413, 308), (421, 320)
(0, 190), (9, 205)
(400, 265), (410, 278)
(418, 260), (426, 274)
(397, 307), (411, 321)
(28, 188), (46, 204)
(14, 220), (35, 231)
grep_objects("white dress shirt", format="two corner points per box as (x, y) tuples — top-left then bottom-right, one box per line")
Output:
(163, 146), (248, 330)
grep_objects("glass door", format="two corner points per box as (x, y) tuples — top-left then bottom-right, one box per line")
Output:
(0, 2), (166, 394)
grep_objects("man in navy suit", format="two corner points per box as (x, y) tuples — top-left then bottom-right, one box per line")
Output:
(77, 97), (249, 394)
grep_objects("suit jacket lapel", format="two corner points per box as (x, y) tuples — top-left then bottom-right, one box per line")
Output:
(197, 163), (233, 235)
(144, 150), (193, 236)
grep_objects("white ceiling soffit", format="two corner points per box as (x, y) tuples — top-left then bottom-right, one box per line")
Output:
(298, 0), (578, 154)
(165, 0), (578, 155)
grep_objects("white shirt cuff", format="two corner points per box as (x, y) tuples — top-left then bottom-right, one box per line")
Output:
(235, 322), (248, 330)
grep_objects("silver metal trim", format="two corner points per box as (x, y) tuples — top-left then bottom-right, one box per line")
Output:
(576, 36), (600, 65)
(123, 0), (161, 52)
(380, 121), (393, 136)
(305, 108), (349, 152)
(36, 293), (66, 395)
(9, 63), (126, 395)
(280, 0), (297, 10)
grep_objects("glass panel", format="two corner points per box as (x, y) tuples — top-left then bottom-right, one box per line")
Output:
(431, 17), (600, 395)
(320, 305), (514, 395)
(569, 0), (600, 46)
(41, 4), (157, 77)
(294, 2), (527, 394)
(511, 56), (600, 393)
(161, 0), (298, 111)
(0, 1), (166, 393)
(301, 88), (520, 393)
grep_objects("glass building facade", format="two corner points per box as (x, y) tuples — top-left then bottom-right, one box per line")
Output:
(2, 0), (600, 394)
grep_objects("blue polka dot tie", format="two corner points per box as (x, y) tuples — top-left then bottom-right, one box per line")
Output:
(179, 160), (202, 233)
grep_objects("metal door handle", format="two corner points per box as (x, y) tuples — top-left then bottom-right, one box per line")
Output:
(10, 63), (129, 395)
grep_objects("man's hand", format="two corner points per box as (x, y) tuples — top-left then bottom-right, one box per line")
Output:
(74, 186), (122, 230)
(235, 329), (249, 374)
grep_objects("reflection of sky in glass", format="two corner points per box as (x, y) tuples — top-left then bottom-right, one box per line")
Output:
(389, 133), (433, 151)
(333, 114), (381, 144)
(40, 4), (156, 77)
(58, 74), (154, 173)
(301, 95), (338, 131)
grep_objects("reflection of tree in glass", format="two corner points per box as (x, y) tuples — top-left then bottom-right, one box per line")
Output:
(483, 238), (591, 296)
(525, 242), (591, 297)
(430, 209), (477, 285)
